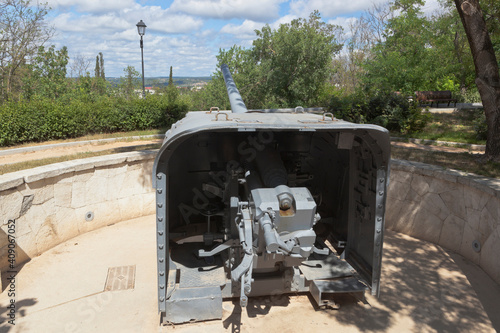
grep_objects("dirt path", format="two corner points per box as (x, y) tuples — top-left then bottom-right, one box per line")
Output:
(0, 139), (162, 166)
(0, 137), (483, 168)
(391, 141), (482, 154)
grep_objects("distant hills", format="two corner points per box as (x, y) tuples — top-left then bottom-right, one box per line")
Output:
(106, 76), (211, 88)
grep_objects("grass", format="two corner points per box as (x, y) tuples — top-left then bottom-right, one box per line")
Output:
(0, 128), (167, 151)
(391, 146), (500, 179)
(1, 111), (498, 179)
(0, 143), (161, 175)
(391, 108), (486, 145)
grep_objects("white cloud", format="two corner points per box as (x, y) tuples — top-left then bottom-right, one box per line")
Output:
(47, 0), (135, 13)
(221, 20), (263, 40)
(422, 0), (445, 17)
(170, 0), (285, 22)
(52, 13), (129, 33)
(290, 0), (388, 17)
(219, 14), (301, 39)
(50, 0), (449, 77)
(49, 3), (210, 77)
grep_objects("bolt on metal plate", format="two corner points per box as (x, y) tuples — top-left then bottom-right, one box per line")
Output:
(104, 265), (136, 291)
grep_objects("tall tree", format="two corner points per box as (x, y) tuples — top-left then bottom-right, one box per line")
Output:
(168, 66), (174, 86)
(167, 65), (178, 103)
(0, 0), (54, 101)
(99, 52), (105, 79)
(94, 55), (100, 78)
(454, 0), (500, 160)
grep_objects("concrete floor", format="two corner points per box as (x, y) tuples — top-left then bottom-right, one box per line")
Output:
(1, 215), (499, 333)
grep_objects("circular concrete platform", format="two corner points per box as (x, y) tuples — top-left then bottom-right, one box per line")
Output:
(1, 215), (498, 332)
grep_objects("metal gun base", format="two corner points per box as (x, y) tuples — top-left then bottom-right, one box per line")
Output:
(162, 242), (368, 324)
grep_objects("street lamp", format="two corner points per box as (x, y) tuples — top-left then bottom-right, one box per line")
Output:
(136, 20), (147, 98)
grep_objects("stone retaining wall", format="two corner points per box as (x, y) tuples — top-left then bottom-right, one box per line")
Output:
(1, 153), (499, 286)
(0, 151), (156, 272)
(387, 159), (500, 285)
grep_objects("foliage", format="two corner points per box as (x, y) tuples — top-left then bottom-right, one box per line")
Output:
(0, 94), (188, 146)
(472, 112), (488, 141)
(0, 0), (54, 101)
(193, 11), (343, 110)
(328, 90), (431, 134)
(120, 66), (141, 97)
(458, 87), (482, 103)
(252, 11), (343, 106)
(22, 45), (69, 100)
(167, 66), (179, 103)
(362, 0), (476, 94)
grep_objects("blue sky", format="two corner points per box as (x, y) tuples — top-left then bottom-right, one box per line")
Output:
(45, 0), (440, 78)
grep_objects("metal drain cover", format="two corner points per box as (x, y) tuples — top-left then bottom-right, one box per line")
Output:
(104, 265), (136, 291)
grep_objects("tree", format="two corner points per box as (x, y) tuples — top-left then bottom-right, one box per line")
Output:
(120, 65), (140, 97)
(94, 55), (100, 78)
(201, 11), (343, 109)
(454, 0), (500, 160)
(99, 52), (105, 79)
(167, 66), (178, 103)
(69, 54), (91, 78)
(363, 0), (441, 93)
(430, 6), (476, 91)
(332, 4), (393, 95)
(0, 0), (54, 101)
(23, 45), (69, 100)
(252, 11), (343, 106)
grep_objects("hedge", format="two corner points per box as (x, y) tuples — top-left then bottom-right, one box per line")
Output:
(0, 95), (188, 147)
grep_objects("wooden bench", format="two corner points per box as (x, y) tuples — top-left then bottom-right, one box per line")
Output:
(415, 91), (457, 107)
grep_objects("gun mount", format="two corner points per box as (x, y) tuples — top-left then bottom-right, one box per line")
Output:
(153, 65), (391, 324)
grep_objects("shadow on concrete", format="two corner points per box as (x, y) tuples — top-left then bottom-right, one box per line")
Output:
(1, 227), (31, 294)
(332, 231), (493, 332)
(223, 301), (242, 333)
(447, 251), (500, 332)
(0, 297), (38, 331)
(223, 294), (292, 333)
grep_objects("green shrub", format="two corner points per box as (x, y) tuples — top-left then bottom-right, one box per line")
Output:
(472, 111), (488, 141)
(457, 88), (482, 103)
(327, 90), (431, 134)
(0, 94), (189, 147)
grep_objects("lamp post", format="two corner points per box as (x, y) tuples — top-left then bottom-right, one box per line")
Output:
(136, 20), (147, 98)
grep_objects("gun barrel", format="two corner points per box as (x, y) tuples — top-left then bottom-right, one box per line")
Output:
(221, 64), (248, 114)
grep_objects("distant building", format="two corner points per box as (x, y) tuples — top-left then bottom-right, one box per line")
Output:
(134, 87), (156, 97)
(190, 82), (207, 91)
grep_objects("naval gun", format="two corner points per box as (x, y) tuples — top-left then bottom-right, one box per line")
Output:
(152, 65), (391, 324)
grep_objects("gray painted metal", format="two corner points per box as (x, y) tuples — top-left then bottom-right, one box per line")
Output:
(153, 65), (390, 324)
(221, 64), (248, 114)
(309, 278), (368, 308)
(164, 286), (223, 324)
(155, 172), (167, 313)
(299, 255), (354, 281)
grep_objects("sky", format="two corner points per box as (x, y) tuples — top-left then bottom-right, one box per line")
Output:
(45, 0), (441, 78)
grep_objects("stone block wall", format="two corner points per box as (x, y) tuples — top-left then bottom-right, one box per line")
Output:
(1, 154), (499, 288)
(386, 159), (500, 285)
(0, 151), (156, 271)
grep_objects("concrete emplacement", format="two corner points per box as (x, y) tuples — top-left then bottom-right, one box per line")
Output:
(0, 151), (499, 332)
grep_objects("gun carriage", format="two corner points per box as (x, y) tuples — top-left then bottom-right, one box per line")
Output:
(153, 65), (391, 323)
